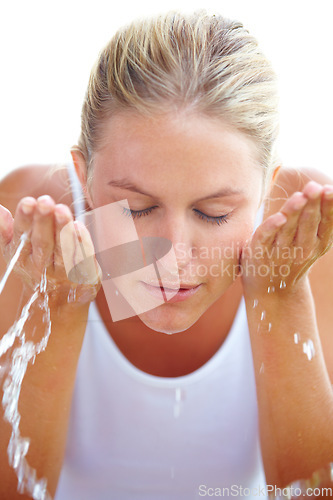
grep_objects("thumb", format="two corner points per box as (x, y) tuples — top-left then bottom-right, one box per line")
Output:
(0, 204), (14, 253)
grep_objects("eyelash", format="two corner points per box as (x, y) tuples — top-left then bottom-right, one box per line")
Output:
(121, 206), (229, 226)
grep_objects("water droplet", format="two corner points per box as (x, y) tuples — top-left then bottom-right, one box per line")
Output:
(26, 468), (36, 495)
(259, 362), (264, 374)
(253, 299), (258, 309)
(267, 286), (275, 294)
(67, 288), (77, 303)
(302, 339), (315, 361)
(173, 387), (185, 418)
(267, 322), (272, 333)
(294, 333), (300, 345)
(13, 438), (30, 469)
(279, 280), (286, 289)
(260, 310), (266, 321)
(115, 290), (119, 296)
(33, 477), (48, 500)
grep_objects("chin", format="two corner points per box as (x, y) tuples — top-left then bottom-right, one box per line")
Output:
(138, 306), (201, 335)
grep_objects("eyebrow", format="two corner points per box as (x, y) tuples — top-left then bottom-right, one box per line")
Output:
(108, 178), (244, 201)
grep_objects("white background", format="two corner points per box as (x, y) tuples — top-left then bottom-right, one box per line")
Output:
(0, 0), (332, 179)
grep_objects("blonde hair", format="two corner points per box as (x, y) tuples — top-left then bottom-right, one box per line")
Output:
(76, 11), (279, 192)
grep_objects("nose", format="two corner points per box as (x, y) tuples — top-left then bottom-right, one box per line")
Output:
(152, 216), (194, 277)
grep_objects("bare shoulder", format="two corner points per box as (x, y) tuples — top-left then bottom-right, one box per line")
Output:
(267, 166), (333, 382)
(0, 163), (74, 216)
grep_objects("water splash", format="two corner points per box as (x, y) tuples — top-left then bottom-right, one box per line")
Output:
(0, 261), (52, 498)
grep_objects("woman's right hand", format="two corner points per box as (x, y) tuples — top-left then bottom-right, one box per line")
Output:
(0, 195), (101, 305)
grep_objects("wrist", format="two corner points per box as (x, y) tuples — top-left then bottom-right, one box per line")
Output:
(241, 264), (310, 300)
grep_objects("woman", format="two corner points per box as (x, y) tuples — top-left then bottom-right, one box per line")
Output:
(0, 11), (333, 500)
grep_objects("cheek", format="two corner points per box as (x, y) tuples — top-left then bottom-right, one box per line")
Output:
(206, 224), (254, 265)
(195, 224), (254, 286)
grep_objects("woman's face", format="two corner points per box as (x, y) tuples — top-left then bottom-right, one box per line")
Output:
(86, 110), (264, 333)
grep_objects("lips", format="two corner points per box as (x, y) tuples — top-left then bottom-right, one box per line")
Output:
(140, 281), (202, 303)
(142, 281), (200, 290)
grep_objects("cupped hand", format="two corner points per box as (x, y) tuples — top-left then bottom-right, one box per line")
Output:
(0, 195), (101, 304)
(239, 181), (333, 294)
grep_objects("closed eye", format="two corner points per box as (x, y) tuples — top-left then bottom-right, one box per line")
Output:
(121, 206), (157, 219)
(121, 206), (230, 226)
(193, 209), (230, 225)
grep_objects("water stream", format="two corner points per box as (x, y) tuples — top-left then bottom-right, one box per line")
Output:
(0, 236), (52, 500)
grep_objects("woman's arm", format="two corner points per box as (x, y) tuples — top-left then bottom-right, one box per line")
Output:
(0, 166), (99, 498)
(241, 171), (333, 488)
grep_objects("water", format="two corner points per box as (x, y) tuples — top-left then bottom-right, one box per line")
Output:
(173, 387), (185, 419)
(67, 287), (77, 303)
(0, 233), (28, 295)
(277, 461), (333, 498)
(302, 339), (315, 361)
(0, 239), (52, 499)
(0, 230), (326, 499)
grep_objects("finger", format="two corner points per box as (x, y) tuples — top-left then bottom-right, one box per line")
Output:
(252, 212), (287, 248)
(0, 204), (14, 250)
(30, 195), (56, 271)
(294, 182), (323, 249)
(72, 221), (100, 285)
(54, 204), (74, 274)
(274, 192), (307, 247)
(317, 185), (333, 246)
(302, 180), (324, 199)
(12, 197), (37, 258)
(60, 219), (99, 285)
(13, 197), (37, 238)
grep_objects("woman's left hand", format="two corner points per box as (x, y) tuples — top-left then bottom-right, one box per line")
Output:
(239, 181), (333, 294)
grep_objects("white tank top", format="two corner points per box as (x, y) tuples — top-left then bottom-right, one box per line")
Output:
(55, 163), (267, 500)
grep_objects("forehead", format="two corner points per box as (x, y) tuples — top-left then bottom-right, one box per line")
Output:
(93, 110), (262, 191)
